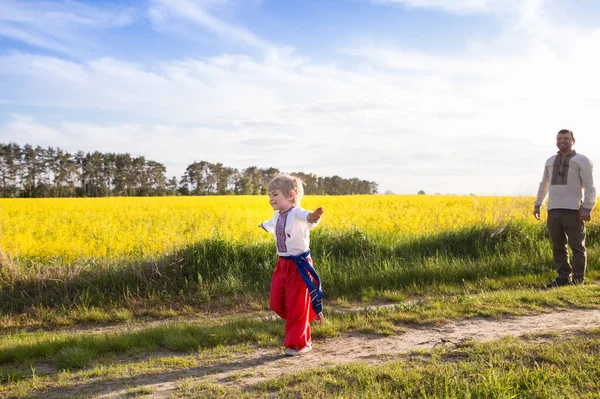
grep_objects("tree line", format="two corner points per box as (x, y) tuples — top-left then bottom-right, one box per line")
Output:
(0, 143), (378, 198)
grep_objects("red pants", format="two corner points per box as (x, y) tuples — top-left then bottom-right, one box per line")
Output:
(270, 256), (317, 349)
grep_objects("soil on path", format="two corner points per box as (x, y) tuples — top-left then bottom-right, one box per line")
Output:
(85, 308), (600, 399)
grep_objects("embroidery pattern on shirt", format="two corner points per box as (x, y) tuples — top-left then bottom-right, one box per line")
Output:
(276, 208), (292, 253)
(551, 151), (576, 186)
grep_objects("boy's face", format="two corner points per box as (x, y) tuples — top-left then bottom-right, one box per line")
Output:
(269, 189), (294, 212)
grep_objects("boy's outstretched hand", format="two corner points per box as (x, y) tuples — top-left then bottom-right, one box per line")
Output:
(314, 312), (324, 324)
(307, 207), (324, 223)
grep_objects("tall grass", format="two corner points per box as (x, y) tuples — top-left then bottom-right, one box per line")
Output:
(2, 221), (598, 314)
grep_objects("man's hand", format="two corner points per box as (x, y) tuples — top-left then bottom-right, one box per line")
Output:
(533, 208), (541, 221)
(307, 207), (324, 223)
(579, 207), (592, 222)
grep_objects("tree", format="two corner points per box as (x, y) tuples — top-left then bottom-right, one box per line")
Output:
(42, 146), (56, 196)
(210, 163), (236, 195)
(178, 172), (190, 196)
(22, 144), (40, 197)
(242, 166), (262, 195)
(417, 190), (426, 195)
(53, 149), (79, 197)
(166, 176), (179, 196)
(235, 175), (253, 195)
(260, 167), (280, 194)
(81, 151), (106, 197)
(103, 153), (116, 195)
(369, 181), (378, 194)
(291, 172), (318, 194)
(146, 161), (167, 195)
(183, 161), (214, 195)
(132, 156), (148, 196)
(0, 142), (380, 197)
(0, 143), (22, 197)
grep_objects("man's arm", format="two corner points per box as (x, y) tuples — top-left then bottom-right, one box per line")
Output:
(580, 157), (596, 221)
(533, 164), (550, 220)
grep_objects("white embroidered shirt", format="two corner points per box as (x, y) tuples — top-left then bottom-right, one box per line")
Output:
(261, 206), (320, 256)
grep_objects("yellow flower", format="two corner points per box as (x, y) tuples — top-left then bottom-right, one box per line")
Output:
(0, 195), (547, 263)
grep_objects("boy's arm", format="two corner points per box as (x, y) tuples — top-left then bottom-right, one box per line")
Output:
(307, 207), (324, 223)
(259, 213), (277, 233)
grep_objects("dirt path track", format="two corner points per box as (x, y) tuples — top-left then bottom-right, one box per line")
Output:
(85, 308), (600, 398)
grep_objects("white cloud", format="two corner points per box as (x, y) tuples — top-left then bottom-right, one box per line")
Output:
(2, 28), (600, 194)
(0, 0), (136, 55)
(1, 0), (600, 194)
(148, 0), (271, 50)
(2, 115), (65, 144)
(0, 23), (74, 55)
(368, 0), (540, 17)
(0, 0), (135, 29)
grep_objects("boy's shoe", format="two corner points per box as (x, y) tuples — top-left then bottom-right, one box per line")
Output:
(546, 277), (571, 288)
(571, 276), (585, 285)
(284, 344), (312, 356)
(314, 312), (324, 324)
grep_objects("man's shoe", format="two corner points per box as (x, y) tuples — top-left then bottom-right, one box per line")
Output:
(571, 276), (585, 285)
(546, 277), (571, 288)
(284, 344), (312, 356)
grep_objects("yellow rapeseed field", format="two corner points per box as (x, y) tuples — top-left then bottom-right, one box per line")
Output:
(0, 195), (534, 262)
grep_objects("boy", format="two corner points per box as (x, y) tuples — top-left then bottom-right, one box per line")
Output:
(259, 174), (324, 356)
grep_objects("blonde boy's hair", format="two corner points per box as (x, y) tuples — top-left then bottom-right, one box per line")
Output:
(268, 174), (304, 206)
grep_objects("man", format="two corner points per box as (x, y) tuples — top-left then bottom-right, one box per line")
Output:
(534, 129), (596, 288)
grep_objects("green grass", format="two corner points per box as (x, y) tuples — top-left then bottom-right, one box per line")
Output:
(3, 327), (600, 398)
(5, 221), (598, 315)
(125, 386), (155, 396)
(0, 344), (251, 398)
(174, 330), (600, 399)
(266, 332), (600, 398)
(2, 283), (600, 371)
(1, 220), (600, 331)
(3, 218), (600, 397)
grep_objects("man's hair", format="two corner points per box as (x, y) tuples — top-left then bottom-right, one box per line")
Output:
(268, 174), (304, 206)
(557, 129), (575, 140)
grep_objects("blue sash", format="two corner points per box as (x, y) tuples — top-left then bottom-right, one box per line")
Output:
(282, 250), (323, 315)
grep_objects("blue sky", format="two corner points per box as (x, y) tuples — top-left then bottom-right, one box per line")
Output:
(2, 0), (600, 195)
